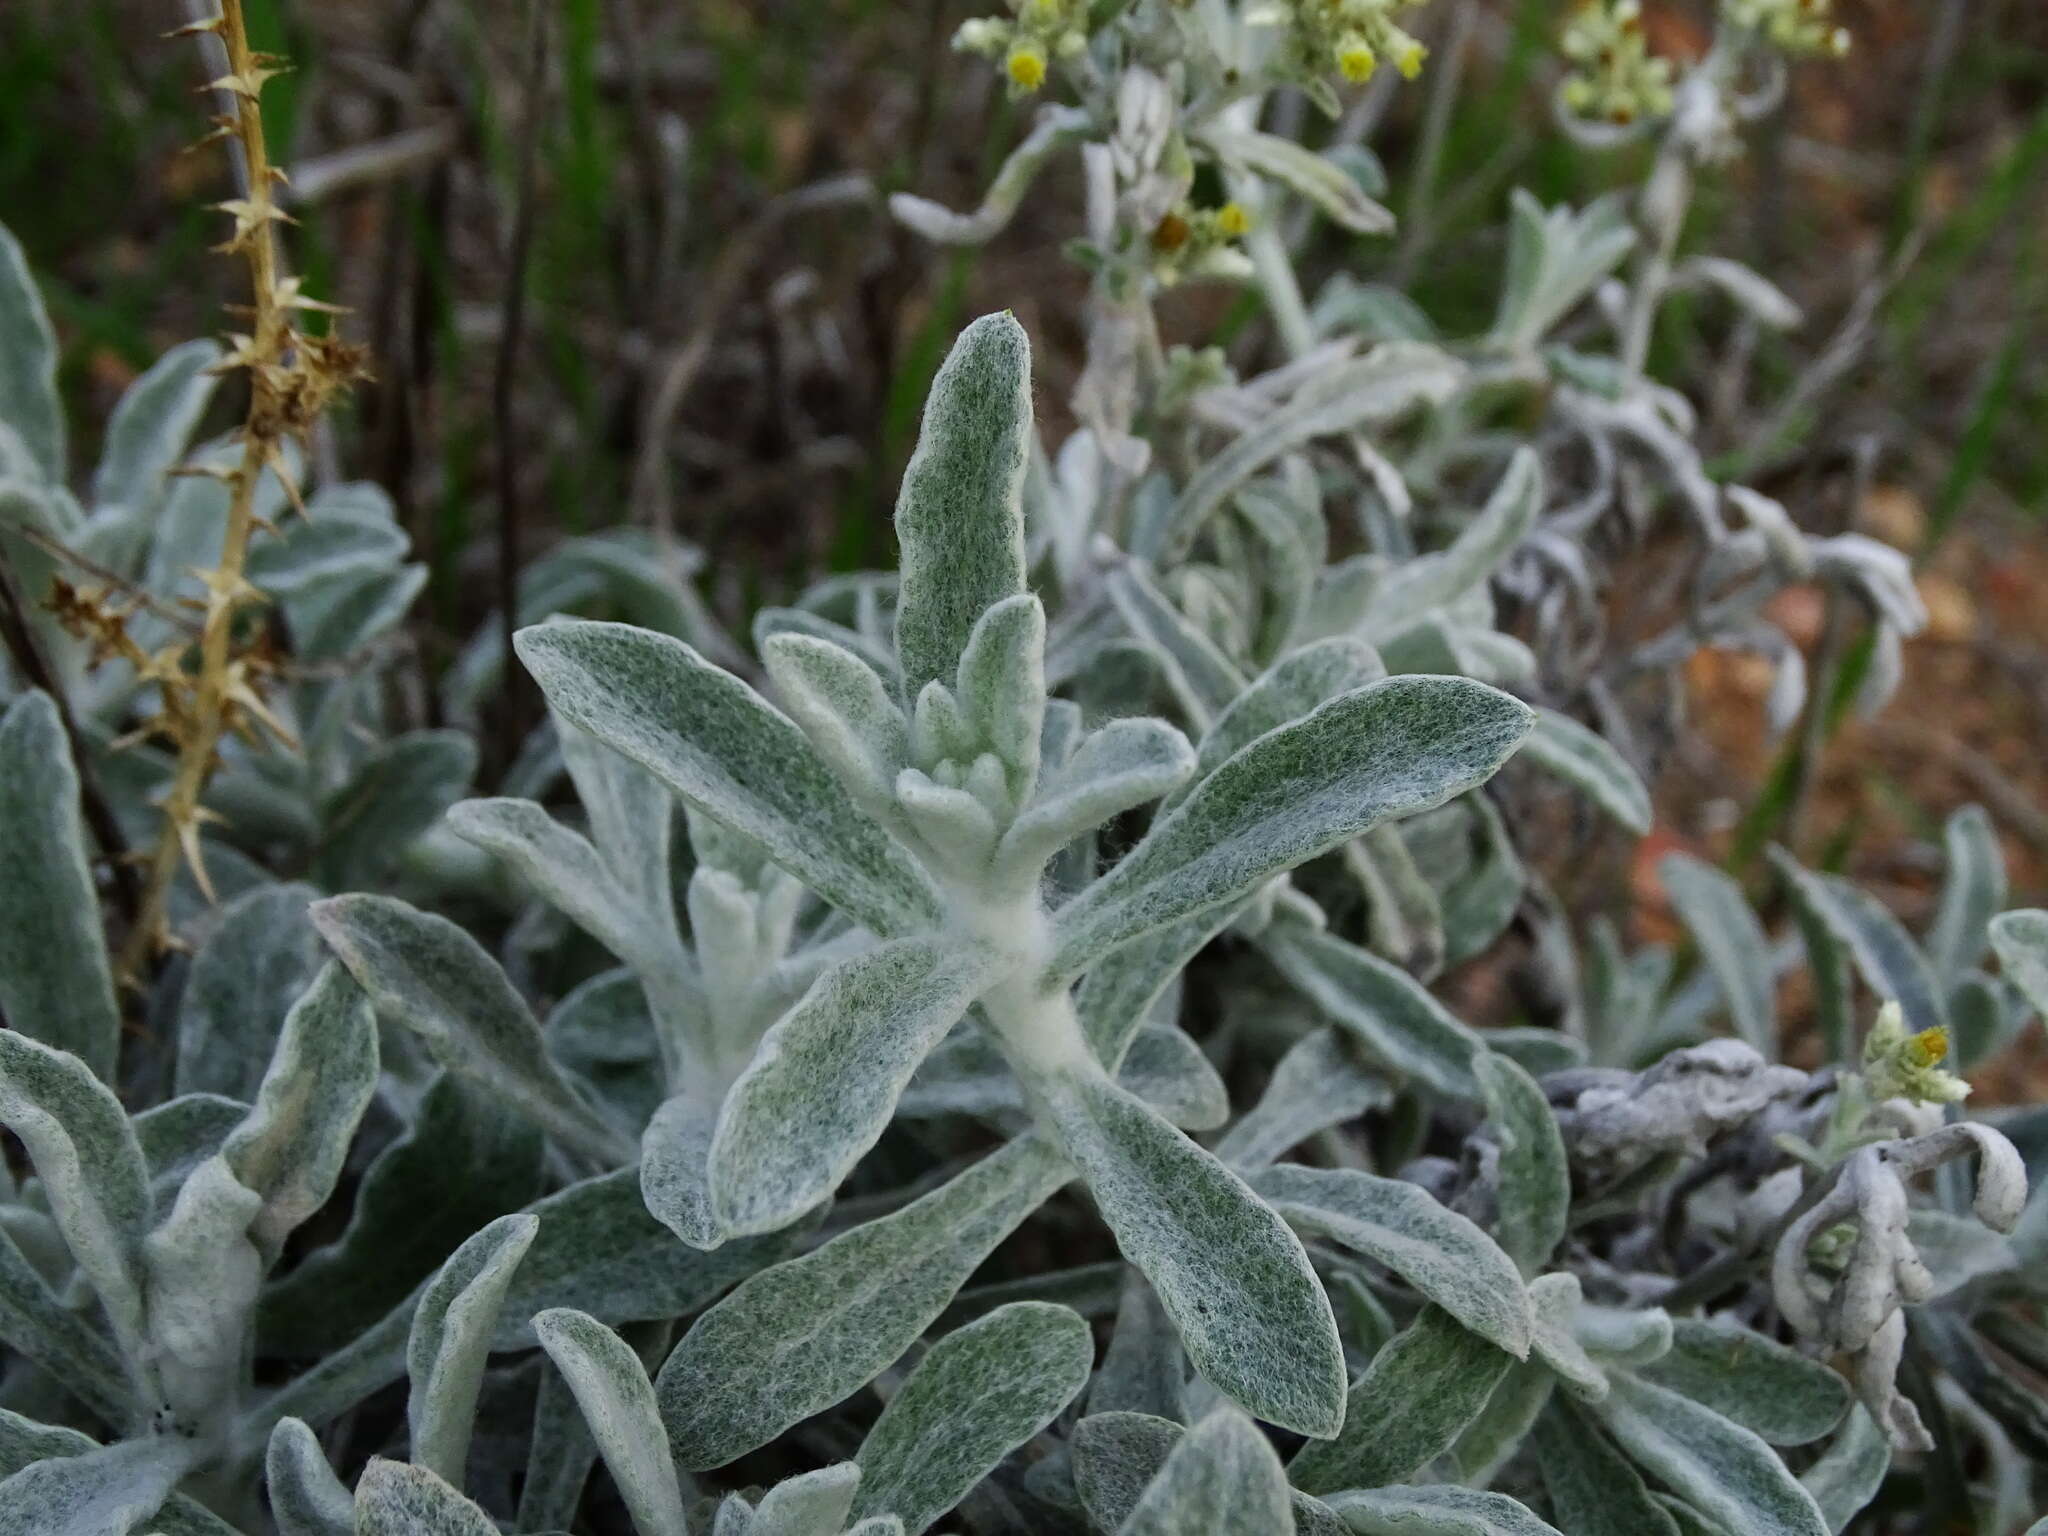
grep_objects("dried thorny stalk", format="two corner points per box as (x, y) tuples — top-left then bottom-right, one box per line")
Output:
(123, 1), (368, 971)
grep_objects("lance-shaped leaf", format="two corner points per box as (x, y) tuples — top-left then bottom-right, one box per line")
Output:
(889, 108), (1090, 244)
(92, 338), (221, 515)
(445, 798), (667, 974)
(1071, 1412), (1346, 1536)
(175, 883), (323, 1101)
(1174, 638), (1384, 806)
(0, 1435), (195, 1536)
(1475, 1052), (1568, 1278)
(1323, 1486), (1562, 1536)
(0, 1031), (149, 1350)
(660, 1136), (1072, 1469)
(1050, 678), (1533, 981)
(258, 1076), (544, 1357)
(407, 1213), (540, 1488)
(1591, 1373), (1830, 1536)
(0, 221), (62, 482)
(993, 718), (1196, 885)
(516, 621), (940, 936)
(1034, 1065), (1346, 1436)
(1518, 707), (1652, 835)
(1117, 1406), (1294, 1536)
(1450, 1359), (1554, 1486)
(1214, 1027), (1392, 1173)
(0, 692), (121, 1082)
(1364, 448), (1542, 641)
(1990, 909), (2048, 1025)
(0, 1223), (131, 1425)
(893, 312), (1031, 700)
(711, 938), (999, 1236)
(220, 962), (378, 1265)
(354, 1459), (498, 1536)
(642, 1093), (724, 1251)
(518, 1358), (598, 1534)
(311, 895), (628, 1163)
(762, 631), (912, 826)
(752, 1463), (861, 1535)
(1530, 1396), (1679, 1536)
(1105, 564), (1248, 727)
(1290, 1307), (1513, 1494)
(1258, 925), (1485, 1098)
(1927, 806), (2004, 984)
(1251, 1164), (1533, 1358)
(533, 1308), (689, 1536)
(1157, 347), (1462, 560)
(558, 717), (682, 925)
(1636, 1319), (1849, 1446)
(1798, 1406), (1888, 1534)
(1202, 127), (1393, 234)
(1769, 849), (1946, 1038)
(266, 1418), (354, 1536)
(1659, 853), (1776, 1055)
(851, 1301), (1092, 1534)
(1525, 1272), (1609, 1402)
(1077, 905), (1241, 1071)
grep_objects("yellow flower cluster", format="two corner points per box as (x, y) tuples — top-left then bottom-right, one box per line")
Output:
(1861, 1002), (1971, 1107)
(953, 0), (1091, 96)
(1148, 201), (1256, 286)
(1724, 0), (1851, 58)
(1559, 0), (1675, 125)
(1253, 0), (1429, 89)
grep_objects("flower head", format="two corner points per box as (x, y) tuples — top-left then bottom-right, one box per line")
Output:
(1862, 1001), (1971, 1106)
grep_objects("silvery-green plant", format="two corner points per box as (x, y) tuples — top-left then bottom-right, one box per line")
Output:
(2, 4), (2046, 1531)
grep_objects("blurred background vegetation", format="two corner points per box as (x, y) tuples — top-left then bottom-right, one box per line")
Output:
(3, 0), (2045, 1074)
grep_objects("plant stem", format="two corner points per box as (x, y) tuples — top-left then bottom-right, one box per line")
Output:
(127, 0), (289, 972)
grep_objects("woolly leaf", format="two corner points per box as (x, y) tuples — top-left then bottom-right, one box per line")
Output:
(1636, 1319), (1849, 1447)
(407, 1213), (539, 1487)
(1518, 707), (1652, 835)
(1214, 1027), (1392, 1172)
(221, 961), (379, 1265)
(661, 1137), (1071, 1468)
(1259, 925), (1484, 1099)
(1071, 1413), (1346, 1536)
(711, 938), (999, 1236)
(92, 339), (221, 516)
(0, 1435), (192, 1536)
(1035, 1065), (1346, 1436)
(1290, 1307), (1512, 1494)
(1251, 1164), (1533, 1358)
(1474, 1052), (1569, 1277)
(994, 718), (1196, 883)
(1176, 637), (1384, 804)
(641, 1093), (724, 1250)
(1927, 806), (2004, 984)
(1591, 1373), (1829, 1536)
(312, 894), (626, 1163)
(0, 221), (62, 482)
(516, 620), (940, 935)
(893, 312), (1032, 702)
(354, 1459), (499, 1536)
(0, 692), (121, 1082)
(1798, 1406), (1888, 1534)
(1117, 1406), (1294, 1536)
(266, 1418), (354, 1536)
(175, 883), (323, 1101)
(1051, 678), (1532, 981)
(751, 1463), (861, 1536)
(1990, 909), (2048, 1026)
(1324, 1485), (1562, 1535)
(0, 1030), (149, 1350)
(1659, 853), (1776, 1056)
(533, 1308), (689, 1536)
(851, 1302), (1092, 1533)
(1769, 849), (1947, 1038)
(1530, 1395), (1679, 1536)
(0, 1222), (131, 1425)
